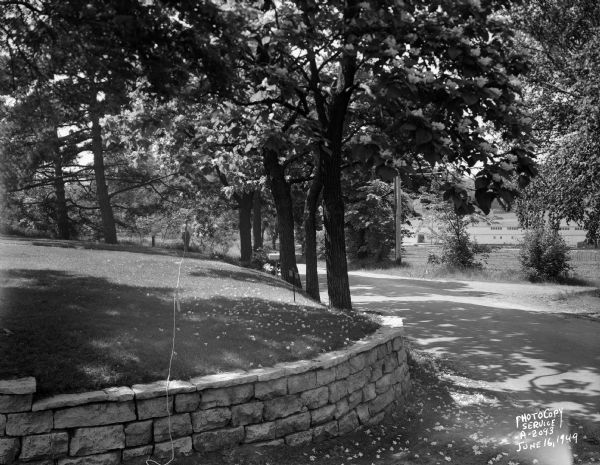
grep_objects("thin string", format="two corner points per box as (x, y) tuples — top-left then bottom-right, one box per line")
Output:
(146, 248), (185, 465)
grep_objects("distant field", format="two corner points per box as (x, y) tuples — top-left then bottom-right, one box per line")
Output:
(396, 245), (600, 283)
(0, 236), (378, 396)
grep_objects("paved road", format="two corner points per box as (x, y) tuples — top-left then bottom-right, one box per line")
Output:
(301, 266), (600, 424)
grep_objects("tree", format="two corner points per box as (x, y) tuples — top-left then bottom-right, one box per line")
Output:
(1, 0), (236, 243)
(345, 179), (396, 262)
(228, 0), (535, 309)
(515, 0), (600, 245)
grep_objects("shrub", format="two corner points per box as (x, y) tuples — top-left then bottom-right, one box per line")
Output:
(519, 225), (571, 281)
(437, 212), (488, 269)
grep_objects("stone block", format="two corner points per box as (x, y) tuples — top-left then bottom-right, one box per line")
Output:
(104, 387), (134, 402)
(397, 348), (408, 365)
(132, 380), (195, 400)
(315, 351), (349, 369)
(366, 411), (386, 426)
(392, 336), (403, 351)
(328, 380), (347, 403)
(263, 395), (302, 421)
(174, 392), (200, 413)
(377, 344), (389, 360)
(136, 397), (173, 420)
(192, 427), (244, 452)
(69, 425), (125, 456)
(199, 384), (253, 409)
(191, 407), (231, 433)
(0, 394), (32, 414)
(0, 415), (5, 435)
(122, 445), (152, 462)
(363, 383), (376, 402)
(33, 392), (107, 411)
(371, 360), (383, 382)
(273, 360), (314, 376)
(231, 402), (263, 426)
(153, 413), (192, 442)
(20, 432), (68, 461)
(6, 411), (52, 436)
(335, 362), (351, 380)
(300, 387), (328, 410)
(356, 404), (370, 424)
(0, 378), (35, 395)
(152, 436), (192, 458)
(252, 438), (284, 448)
(312, 421), (338, 442)
(375, 374), (393, 394)
(244, 421), (277, 443)
(390, 366), (404, 385)
(275, 412), (310, 437)
(348, 390), (362, 410)
(334, 399), (349, 420)
(315, 368), (336, 387)
(124, 421), (152, 447)
(285, 430), (312, 447)
(369, 388), (394, 415)
(338, 410), (359, 434)
(365, 348), (378, 365)
(348, 353), (367, 374)
(54, 401), (136, 428)
(310, 405), (335, 426)
(192, 371), (257, 389)
(382, 355), (398, 374)
(249, 367), (285, 382)
(0, 437), (19, 464)
(287, 371), (317, 395)
(254, 378), (287, 400)
(58, 452), (120, 465)
(347, 369), (370, 394)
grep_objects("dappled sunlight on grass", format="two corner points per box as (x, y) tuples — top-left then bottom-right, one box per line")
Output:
(0, 240), (379, 396)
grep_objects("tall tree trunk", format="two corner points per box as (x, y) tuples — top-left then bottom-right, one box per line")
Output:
(238, 192), (253, 262)
(90, 108), (117, 243)
(263, 148), (301, 287)
(252, 191), (263, 251)
(52, 149), (70, 240)
(304, 159), (322, 302)
(320, 144), (352, 309)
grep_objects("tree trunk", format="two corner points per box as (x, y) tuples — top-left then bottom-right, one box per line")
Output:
(238, 192), (253, 262)
(320, 144), (352, 309)
(90, 108), (117, 244)
(52, 151), (70, 240)
(252, 191), (263, 251)
(303, 160), (322, 302)
(263, 148), (301, 287)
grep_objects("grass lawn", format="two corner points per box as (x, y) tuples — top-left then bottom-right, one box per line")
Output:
(0, 236), (378, 397)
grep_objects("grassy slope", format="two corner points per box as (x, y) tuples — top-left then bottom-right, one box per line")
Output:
(0, 237), (378, 396)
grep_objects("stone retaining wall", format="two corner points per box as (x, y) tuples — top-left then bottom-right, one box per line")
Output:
(0, 326), (410, 464)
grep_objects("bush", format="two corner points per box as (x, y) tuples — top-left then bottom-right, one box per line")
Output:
(519, 225), (571, 281)
(438, 214), (488, 270)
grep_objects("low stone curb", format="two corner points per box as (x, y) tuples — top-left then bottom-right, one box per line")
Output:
(0, 325), (410, 464)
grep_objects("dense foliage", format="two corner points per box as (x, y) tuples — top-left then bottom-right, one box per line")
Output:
(5, 0), (595, 309)
(519, 225), (571, 281)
